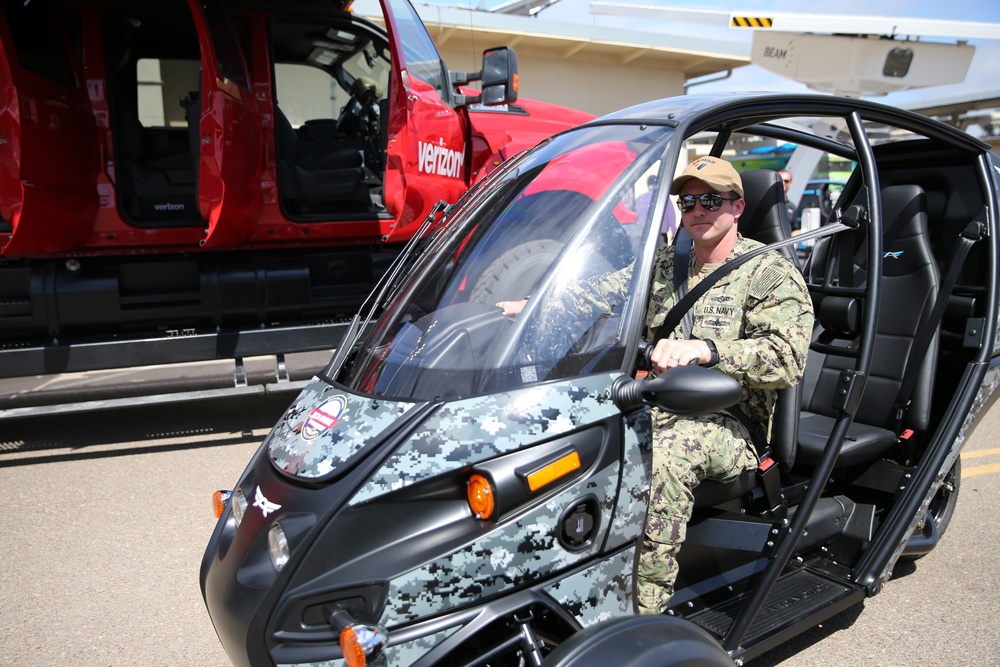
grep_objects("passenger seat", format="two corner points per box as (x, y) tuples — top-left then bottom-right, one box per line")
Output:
(797, 184), (940, 468)
(737, 169), (801, 269)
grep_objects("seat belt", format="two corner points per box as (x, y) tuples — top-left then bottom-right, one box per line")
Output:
(653, 221), (850, 343)
(656, 222), (847, 456)
(671, 225), (694, 338)
(892, 218), (985, 430)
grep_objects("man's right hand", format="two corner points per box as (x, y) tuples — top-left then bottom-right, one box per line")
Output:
(649, 338), (712, 374)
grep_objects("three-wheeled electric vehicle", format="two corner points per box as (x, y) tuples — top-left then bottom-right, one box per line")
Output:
(201, 92), (998, 666)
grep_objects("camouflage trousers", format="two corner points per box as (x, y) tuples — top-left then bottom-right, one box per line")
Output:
(637, 410), (758, 615)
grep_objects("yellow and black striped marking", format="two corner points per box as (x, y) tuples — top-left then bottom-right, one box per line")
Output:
(731, 16), (773, 28)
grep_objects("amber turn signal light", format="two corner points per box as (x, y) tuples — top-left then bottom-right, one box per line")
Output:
(466, 473), (496, 520)
(526, 451), (581, 492)
(340, 623), (388, 667)
(212, 490), (232, 519)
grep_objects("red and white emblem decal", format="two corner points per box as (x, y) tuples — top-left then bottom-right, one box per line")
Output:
(301, 395), (347, 441)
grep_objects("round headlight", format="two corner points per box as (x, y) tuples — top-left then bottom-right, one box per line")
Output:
(268, 523), (290, 571)
(232, 488), (248, 527)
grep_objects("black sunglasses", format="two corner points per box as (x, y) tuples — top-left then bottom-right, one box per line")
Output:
(676, 193), (740, 213)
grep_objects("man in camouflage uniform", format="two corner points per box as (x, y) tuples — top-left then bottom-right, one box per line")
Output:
(637, 156), (813, 613)
(496, 157), (813, 613)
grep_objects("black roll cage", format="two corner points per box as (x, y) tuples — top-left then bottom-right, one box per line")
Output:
(648, 96), (994, 656)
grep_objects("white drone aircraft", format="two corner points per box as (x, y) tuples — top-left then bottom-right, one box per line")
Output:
(590, 2), (1000, 98)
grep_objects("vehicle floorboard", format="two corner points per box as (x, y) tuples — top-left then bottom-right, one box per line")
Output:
(687, 567), (866, 659)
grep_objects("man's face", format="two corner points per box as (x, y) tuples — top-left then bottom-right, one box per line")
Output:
(678, 180), (744, 247)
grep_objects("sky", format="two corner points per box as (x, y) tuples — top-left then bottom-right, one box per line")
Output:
(490, 0), (1000, 108)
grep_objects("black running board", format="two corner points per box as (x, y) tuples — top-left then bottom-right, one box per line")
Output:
(687, 568), (865, 659)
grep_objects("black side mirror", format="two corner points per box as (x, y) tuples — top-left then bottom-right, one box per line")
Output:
(480, 46), (518, 105)
(448, 46), (519, 107)
(612, 367), (742, 416)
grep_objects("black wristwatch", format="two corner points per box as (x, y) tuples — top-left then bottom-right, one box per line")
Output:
(702, 339), (719, 367)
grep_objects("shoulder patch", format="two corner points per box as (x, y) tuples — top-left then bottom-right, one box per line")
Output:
(749, 263), (787, 300)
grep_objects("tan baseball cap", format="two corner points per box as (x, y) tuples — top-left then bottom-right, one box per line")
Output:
(670, 156), (744, 198)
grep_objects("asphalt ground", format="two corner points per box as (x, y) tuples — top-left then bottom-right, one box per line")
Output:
(1, 365), (998, 667)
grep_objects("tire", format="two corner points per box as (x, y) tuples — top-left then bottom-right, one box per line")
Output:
(470, 236), (623, 306)
(470, 239), (564, 303)
(903, 457), (961, 560)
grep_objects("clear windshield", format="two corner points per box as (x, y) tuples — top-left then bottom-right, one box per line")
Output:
(337, 123), (675, 400)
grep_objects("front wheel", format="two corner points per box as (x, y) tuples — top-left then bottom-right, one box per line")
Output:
(542, 615), (732, 667)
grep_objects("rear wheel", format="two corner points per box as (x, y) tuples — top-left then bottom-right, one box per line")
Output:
(903, 458), (960, 560)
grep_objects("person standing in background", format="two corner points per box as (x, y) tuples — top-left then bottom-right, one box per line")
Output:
(778, 169), (798, 232)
